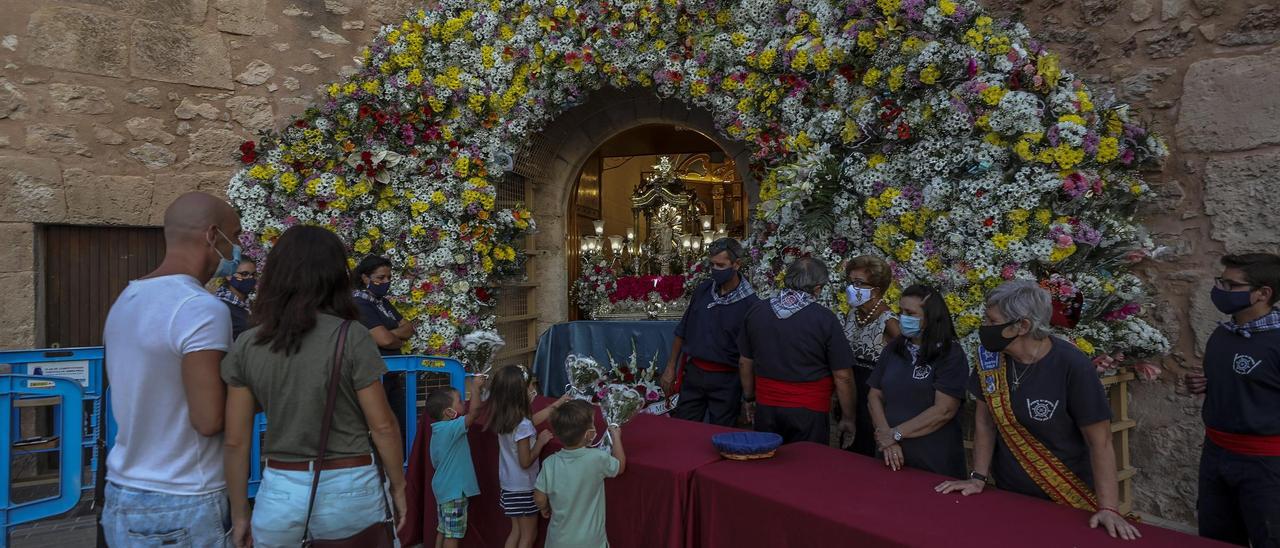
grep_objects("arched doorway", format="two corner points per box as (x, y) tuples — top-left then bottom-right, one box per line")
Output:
(512, 87), (757, 332)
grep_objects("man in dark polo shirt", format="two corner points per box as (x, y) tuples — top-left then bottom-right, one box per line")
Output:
(1187, 253), (1280, 547)
(660, 238), (759, 426)
(737, 257), (856, 445)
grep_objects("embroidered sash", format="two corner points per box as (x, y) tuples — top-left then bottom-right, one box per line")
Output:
(977, 347), (1098, 511)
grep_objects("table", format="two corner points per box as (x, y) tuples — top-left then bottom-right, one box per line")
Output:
(690, 441), (1225, 548)
(401, 396), (732, 547)
(532, 320), (677, 396)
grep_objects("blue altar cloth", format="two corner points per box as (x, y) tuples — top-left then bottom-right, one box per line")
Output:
(532, 320), (677, 396)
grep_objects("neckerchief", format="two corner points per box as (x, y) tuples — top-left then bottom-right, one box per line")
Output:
(215, 285), (249, 310)
(1219, 308), (1280, 339)
(353, 289), (398, 319)
(769, 288), (815, 320)
(708, 278), (755, 309)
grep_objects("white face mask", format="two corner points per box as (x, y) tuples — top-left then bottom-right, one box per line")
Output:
(846, 285), (873, 307)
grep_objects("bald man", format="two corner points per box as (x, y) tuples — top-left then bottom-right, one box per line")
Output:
(101, 191), (242, 546)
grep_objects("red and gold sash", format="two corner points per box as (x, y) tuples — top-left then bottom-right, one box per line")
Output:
(977, 347), (1098, 512)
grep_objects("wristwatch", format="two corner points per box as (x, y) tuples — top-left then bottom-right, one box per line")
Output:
(742, 394), (756, 403)
(969, 471), (989, 482)
(891, 428), (903, 442)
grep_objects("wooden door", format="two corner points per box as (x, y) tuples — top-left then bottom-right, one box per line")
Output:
(42, 225), (166, 348)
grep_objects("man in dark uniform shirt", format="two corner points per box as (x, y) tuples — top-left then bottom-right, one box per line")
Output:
(737, 257), (856, 445)
(660, 238), (759, 426)
(1188, 253), (1280, 547)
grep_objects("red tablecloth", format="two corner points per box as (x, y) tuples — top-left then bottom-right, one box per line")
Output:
(401, 397), (733, 547)
(690, 441), (1223, 548)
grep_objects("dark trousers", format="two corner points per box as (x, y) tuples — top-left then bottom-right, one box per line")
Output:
(755, 404), (828, 446)
(1198, 438), (1280, 547)
(671, 363), (742, 427)
(384, 373), (407, 432)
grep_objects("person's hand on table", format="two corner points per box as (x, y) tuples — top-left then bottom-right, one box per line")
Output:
(874, 427), (894, 449)
(935, 478), (985, 496)
(1090, 509), (1141, 540)
(882, 443), (904, 471)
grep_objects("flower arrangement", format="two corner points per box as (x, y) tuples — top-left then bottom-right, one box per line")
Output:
(459, 330), (505, 373)
(226, 0), (1169, 371)
(564, 346), (667, 424)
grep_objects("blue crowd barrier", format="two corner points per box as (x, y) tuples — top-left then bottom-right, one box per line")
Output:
(0, 375), (85, 548)
(0, 348), (467, 540)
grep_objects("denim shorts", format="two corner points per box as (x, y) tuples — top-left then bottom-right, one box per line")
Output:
(101, 482), (230, 547)
(251, 462), (389, 548)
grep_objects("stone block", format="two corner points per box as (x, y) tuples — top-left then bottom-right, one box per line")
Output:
(235, 60), (275, 86)
(127, 143), (177, 169)
(367, 0), (419, 24)
(226, 96), (273, 133)
(188, 127), (246, 166)
(124, 117), (175, 144)
(0, 224), (34, 273)
(174, 97), (220, 120)
(0, 156), (66, 223)
(1176, 50), (1280, 152)
(1187, 277), (1217, 357)
(48, 83), (114, 115)
(149, 171), (233, 224)
(130, 20), (233, 90)
(63, 168), (155, 225)
(0, 272), (36, 349)
(1203, 151), (1280, 253)
(310, 26), (349, 45)
(125, 87), (164, 109)
(26, 124), (90, 157)
(214, 0), (278, 35)
(26, 7), (129, 78)
(93, 124), (127, 145)
(0, 79), (29, 120)
(1216, 4), (1280, 47)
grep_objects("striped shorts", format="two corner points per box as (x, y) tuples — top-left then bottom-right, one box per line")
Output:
(500, 489), (539, 517)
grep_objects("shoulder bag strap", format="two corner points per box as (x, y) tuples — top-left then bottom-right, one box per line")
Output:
(302, 320), (353, 539)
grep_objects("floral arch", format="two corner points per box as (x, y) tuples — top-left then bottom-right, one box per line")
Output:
(228, 0), (1170, 362)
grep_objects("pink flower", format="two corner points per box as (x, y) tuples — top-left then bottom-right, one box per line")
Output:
(1133, 362), (1162, 381)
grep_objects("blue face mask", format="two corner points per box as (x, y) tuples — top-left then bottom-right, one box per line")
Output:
(212, 229), (241, 279)
(228, 278), (256, 295)
(369, 281), (391, 299)
(899, 314), (923, 338)
(710, 267), (736, 288)
(1211, 286), (1255, 315)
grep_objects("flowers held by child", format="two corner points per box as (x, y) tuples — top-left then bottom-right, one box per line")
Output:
(459, 330), (504, 373)
(600, 384), (646, 428)
(565, 354), (606, 399)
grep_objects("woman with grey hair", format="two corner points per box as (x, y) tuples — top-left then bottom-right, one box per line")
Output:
(737, 257), (857, 444)
(935, 280), (1141, 541)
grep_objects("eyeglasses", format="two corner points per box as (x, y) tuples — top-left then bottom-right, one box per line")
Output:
(233, 271), (257, 279)
(1214, 277), (1253, 291)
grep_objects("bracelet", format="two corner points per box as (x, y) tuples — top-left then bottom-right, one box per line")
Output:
(1100, 507), (1123, 518)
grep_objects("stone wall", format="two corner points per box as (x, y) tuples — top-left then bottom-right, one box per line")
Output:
(0, 0), (420, 346)
(0, 0), (1276, 528)
(981, 0), (1280, 526)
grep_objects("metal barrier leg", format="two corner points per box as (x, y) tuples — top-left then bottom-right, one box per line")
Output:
(0, 376), (85, 548)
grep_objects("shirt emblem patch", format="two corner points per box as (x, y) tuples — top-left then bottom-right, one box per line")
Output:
(911, 364), (932, 380)
(1233, 354), (1263, 375)
(1026, 399), (1060, 422)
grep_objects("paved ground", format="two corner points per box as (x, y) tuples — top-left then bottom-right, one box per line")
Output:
(9, 514), (97, 548)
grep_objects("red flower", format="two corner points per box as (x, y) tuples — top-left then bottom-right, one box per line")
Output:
(239, 152), (256, 164)
(983, 217), (995, 227)
(897, 122), (911, 139)
(358, 105), (371, 118)
(239, 141), (256, 154)
(294, 119), (307, 128)
(361, 151), (373, 164)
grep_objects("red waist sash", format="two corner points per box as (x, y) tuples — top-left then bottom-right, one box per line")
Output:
(756, 376), (834, 413)
(1207, 427), (1280, 456)
(691, 357), (736, 373)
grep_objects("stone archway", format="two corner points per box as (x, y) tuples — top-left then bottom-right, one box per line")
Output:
(516, 87), (757, 333)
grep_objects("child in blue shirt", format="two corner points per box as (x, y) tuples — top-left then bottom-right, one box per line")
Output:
(426, 377), (486, 548)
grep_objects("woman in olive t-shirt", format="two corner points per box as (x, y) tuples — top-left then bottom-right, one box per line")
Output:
(220, 226), (407, 548)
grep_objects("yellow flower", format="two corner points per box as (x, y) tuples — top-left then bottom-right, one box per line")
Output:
(427, 333), (446, 349)
(1096, 137), (1120, 163)
(862, 67), (882, 87)
(877, 0), (901, 15)
(354, 238), (372, 254)
(791, 50), (809, 71)
(1052, 144), (1085, 170)
(857, 31), (877, 51)
(279, 172), (299, 193)
(919, 65), (940, 85)
(757, 48), (777, 69)
(361, 79), (380, 96)
(955, 314), (981, 335)
(455, 157), (470, 177)
(1037, 54), (1061, 88)
(407, 68), (423, 86)
(431, 191), (447, 205)
(1049, 244), (1077, 263)
(248, 164), (276, 180)
(980, 86), (1006, 106)
(1074, 337), (1096, 356)
(939, 0), (957, 16)
(887, 65), (906, 92)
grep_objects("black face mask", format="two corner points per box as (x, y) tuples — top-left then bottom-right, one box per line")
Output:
(710, 267), (736, 287)
(979, 320), (1020, 353)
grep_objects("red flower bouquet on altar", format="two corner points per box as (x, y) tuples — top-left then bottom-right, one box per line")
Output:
(609, 275), (686, 304)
